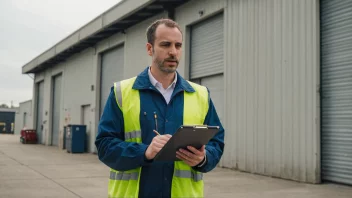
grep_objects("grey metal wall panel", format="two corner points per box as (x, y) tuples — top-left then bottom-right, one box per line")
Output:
(124, 12), (168, 78)
(100, 45), (124, 115)
(15, 100), (33, 135)
(222, 0), (320, 183)
(23, 113), (27, 127)
(198, 75), (224, 122)
(61, 48), (94, 127)
(190, 13), (224, 79)
(52, 74), (62, 146)
(36, 82), (44, 144)
(321, 0), (352, 185)
(82, 105), (92, 153)
(192, 75), (225, 166)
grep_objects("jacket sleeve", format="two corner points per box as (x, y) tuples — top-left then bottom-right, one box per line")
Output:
(95, 87), (151, 171)
(192, 89), (225, 173)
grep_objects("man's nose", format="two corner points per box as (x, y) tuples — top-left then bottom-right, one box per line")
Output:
(169, 46), (177, 56)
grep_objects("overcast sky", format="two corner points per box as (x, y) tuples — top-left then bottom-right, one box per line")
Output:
(0, 0), (121, 106)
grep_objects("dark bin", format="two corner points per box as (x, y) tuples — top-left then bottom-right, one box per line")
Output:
(63, 126), (66, 150)
(66, 124), (86, 153)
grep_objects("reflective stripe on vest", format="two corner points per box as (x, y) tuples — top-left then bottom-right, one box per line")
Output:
(174, 169), (203, 182)
(108, 76), (208, 198)
(110, 171), (139, 181)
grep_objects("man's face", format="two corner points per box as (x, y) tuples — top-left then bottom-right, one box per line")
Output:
(147, 24), (183, 73)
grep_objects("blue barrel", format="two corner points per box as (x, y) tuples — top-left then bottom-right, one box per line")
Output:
(66, 124), (86, 153)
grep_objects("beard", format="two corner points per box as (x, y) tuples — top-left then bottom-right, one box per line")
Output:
(155, 57), (179, 74)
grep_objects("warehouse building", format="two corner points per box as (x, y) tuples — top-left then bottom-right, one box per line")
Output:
(0, 108), (16, 134)
(20, 0), (352, 186)
(14, 100), (33, 135)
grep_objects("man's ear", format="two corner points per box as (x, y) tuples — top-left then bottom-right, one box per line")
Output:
(146, 43), (153, 56)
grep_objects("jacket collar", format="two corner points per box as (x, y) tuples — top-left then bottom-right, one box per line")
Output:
(132, 66), (195, 93)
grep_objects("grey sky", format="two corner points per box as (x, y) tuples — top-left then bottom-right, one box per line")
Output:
(0, 0), (121, 106)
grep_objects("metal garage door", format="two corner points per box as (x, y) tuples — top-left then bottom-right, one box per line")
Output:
(193, 75), (224, 122)
(321, 0), (352, 185)
(190, 13), (224, 79)
(100, 45), (124, 116)
(190, 12), (224, 122)
(52, 74), (62, 146)
(36, 81), (44, 144)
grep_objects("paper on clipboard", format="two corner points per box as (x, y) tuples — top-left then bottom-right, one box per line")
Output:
(153, 125), (219, 162)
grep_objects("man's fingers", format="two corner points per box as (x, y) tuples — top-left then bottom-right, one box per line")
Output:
(177, 150), (196, 162)
(176, 152), (189, 161)
(154, 139), (168, 145)
(176, 154), (187, 161)
(164, 134), (172, 138)
(176, 152), (196, 166)
(154, 147), (162, 153)
(152, 142), (164, 149)
(186, 146), (204, 156)
(200, 145), (205, 151)
(179, 148), (200, 159)
(158, 135), (172, 141)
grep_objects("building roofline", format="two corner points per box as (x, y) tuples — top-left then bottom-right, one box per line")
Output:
(19, 99), (32, 105)
(0, 108), (17, 113)
(22, 0), (189, 74)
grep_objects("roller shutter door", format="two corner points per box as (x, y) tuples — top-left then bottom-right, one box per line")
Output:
(51, 74), (62, 146)
(100, 45), (124, 116)
(190, 13), (224, 79)
(321, 0), (352, 185)
(36, 81), (44, 144)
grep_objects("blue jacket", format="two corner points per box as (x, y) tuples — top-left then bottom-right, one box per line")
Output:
(95, 67), (225, 198)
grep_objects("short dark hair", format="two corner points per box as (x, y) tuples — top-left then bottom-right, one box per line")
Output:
(146, 18), (182, 45)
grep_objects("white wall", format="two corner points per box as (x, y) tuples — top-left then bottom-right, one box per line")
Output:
(34, 48), (95, 148)
(62, 48), (95, 150)
(14, 100), (33, 134)
(124, 12), (168, 78)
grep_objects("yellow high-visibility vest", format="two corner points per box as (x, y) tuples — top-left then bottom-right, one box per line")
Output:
(108, 76), (209, 198)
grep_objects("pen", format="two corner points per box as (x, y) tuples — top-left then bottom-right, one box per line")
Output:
(153, 130), (160, 136)
(154, 112), (158, 132)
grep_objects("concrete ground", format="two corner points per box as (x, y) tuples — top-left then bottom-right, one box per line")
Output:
(1, 134), (351, 198)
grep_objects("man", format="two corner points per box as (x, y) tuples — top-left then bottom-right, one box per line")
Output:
(95, 18), (225, 198)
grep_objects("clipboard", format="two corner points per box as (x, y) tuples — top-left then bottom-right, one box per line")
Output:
(153, 125), (220, 162)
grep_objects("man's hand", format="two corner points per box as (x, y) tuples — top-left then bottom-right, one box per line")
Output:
(176, 145), (206, 167)
(145, 134), (172, 160)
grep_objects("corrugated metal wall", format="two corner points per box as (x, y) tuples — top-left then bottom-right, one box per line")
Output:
(222, 0), (320, 183)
